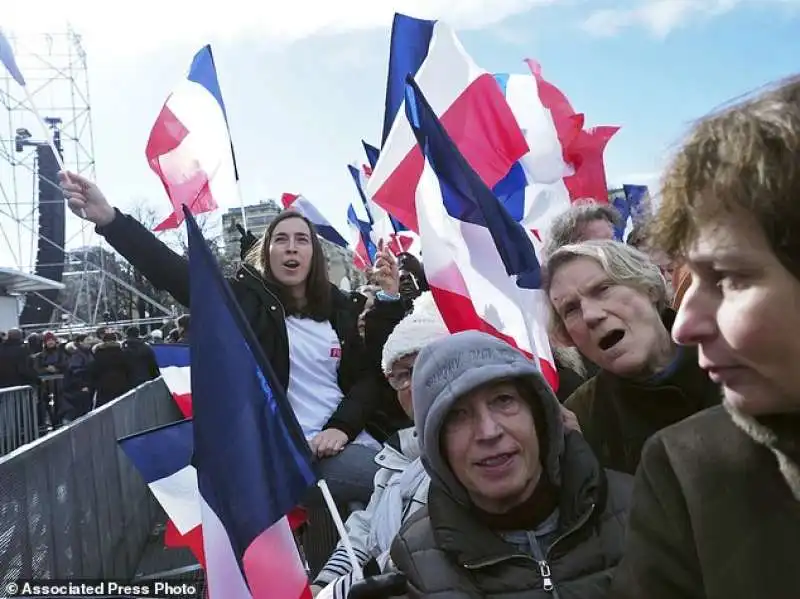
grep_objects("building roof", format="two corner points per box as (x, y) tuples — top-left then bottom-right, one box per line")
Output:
(0, 268), (65, 294)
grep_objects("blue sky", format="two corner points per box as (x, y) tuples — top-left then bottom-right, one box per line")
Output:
(3, 0), (800, 269)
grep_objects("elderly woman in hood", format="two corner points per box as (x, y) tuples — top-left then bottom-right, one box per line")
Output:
(389, 331), (633, 598)
(311, 292), (449, 595)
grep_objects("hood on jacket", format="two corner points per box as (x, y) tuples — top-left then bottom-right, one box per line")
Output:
(411, 330), (565, 506)
(381, 291), (449, 374)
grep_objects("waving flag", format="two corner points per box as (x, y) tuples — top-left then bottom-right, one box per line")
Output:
(118, 420), (206, 566)
(0, 30), (25, 86)
(348, 164), (396, 243)
(368, 17), (528, 232)
(404, 78), (557, 389)
(347, 205), (376, 270)
(153, 344), (192, 418)
(492, 72), (572, 242)
(362, 141), (380, 172)
(185, 207), (317, 599)
(281, 193), (348, 248)
(150, 343), (307, 570)
(612, 184), (649, 241)
(525, 59), (618, 205)
(381, 13), (435, 147)
(147, 45), (238, 231)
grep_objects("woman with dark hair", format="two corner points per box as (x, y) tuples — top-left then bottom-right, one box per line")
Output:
(57, 171), (382, 506)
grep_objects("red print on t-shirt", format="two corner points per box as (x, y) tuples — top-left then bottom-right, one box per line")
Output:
(330, 347), (342, 358)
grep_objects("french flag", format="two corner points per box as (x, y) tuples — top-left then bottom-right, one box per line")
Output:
(148, 343), (307, 570)
(347, 204), (376, 270)
(185, 206), (317, 599)
(153, 344), (192, 418)
(118, 419), (206, 567)
(367, 15), (528, 233)
(281, 193), (348, 248)
(147, 45), (239, 231)
(525, 60), (619, 206)
(612, 184), (649, 241)
(492, 72), (572, 243)
(404, 77), (558, 390)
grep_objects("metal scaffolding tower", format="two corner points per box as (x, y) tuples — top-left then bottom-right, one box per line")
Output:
(0, 27), (103, 327)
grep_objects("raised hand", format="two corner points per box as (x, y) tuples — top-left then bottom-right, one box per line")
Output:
(373, 240), (400, 296)
(58, 171), (116, 227)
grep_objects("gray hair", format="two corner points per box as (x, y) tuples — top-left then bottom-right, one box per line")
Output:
(543, 239), (668, 343)
(543, 199), (623, 258)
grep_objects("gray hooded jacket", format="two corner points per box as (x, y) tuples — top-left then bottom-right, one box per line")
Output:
(390, 331), (633, 599)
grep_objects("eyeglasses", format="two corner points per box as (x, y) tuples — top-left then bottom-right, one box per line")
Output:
(387, 367), (413, 391)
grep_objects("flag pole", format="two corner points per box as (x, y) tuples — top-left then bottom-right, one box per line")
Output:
(23, 86), (66, 172)
(22, 85), (87, 219)
(316, 479), (364, 578)
(235, 180), (248, 231)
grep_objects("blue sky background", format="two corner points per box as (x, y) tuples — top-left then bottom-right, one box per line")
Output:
(3, 0), (800, 268)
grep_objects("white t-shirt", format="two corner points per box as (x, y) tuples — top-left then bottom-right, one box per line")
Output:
(285, 316), (379, 449)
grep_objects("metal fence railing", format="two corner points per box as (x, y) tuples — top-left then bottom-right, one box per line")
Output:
(0, 378), (183, 584)
(0, 386), (40, 456)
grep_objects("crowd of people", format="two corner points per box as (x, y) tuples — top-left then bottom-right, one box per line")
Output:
(0, 316), (190, 424)
(8, 74), (793, 597)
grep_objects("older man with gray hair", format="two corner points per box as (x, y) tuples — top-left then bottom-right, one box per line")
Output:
(543, 199), (623, 259)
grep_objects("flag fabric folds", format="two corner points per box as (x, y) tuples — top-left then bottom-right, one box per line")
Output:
(118, 420), (206, 566)
(347, 204), (376, 270)
(147, 45), (238, 231)
(381, 13), (435, 147)
(612, 184), (649, 241)
(153, 344), (192, 418)
(281, 193), (348, 248)
(403, 77), (558, 390)
(0, 30), (25, 86)
(492, 72), (572, 242)
(185, 206), (317, 599)
(368, 18), (529, 233)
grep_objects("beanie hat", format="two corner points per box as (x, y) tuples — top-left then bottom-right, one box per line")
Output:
(381, 291), (449, 374)
(43, 331), (57, 343)
(411, 330), (565, 506)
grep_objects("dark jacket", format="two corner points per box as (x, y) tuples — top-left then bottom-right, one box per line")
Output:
(122, 337), (160, 387)
(62, 345), (94, 419)
(0, 339), (39, 388)
(97, 209), (379, 440)
(390, 431), (633, 599)
(363, 297), (414, 441)
(565, 312), (720, 475)
(34, 346), (65, 375)
(611, 405), (800, 599)
(91, 341), (132, 406)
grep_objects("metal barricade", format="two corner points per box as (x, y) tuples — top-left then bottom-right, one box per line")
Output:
(0, 378), (183, 584)
(0, 386), (40, 456)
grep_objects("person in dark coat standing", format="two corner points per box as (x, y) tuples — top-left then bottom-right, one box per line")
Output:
(61, 334), (95, 421)
(90, 332), (131, 407)
(390, 331), (632, 598)
(0, 328), (38, 388)
(610, 74), (800, 599)
(122, 326), (159, 387)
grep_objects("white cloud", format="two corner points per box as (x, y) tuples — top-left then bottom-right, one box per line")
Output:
(581, 0), (796, 38)
(6, 0), (558, 60)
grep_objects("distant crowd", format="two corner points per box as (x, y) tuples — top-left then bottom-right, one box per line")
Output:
(0, 314), (190, 424)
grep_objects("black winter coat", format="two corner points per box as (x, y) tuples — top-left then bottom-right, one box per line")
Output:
(391, 431), (633, 599)
(96, 209), (379, 440)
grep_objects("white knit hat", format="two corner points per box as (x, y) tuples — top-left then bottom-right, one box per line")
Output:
(381, 291), (450, 374)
